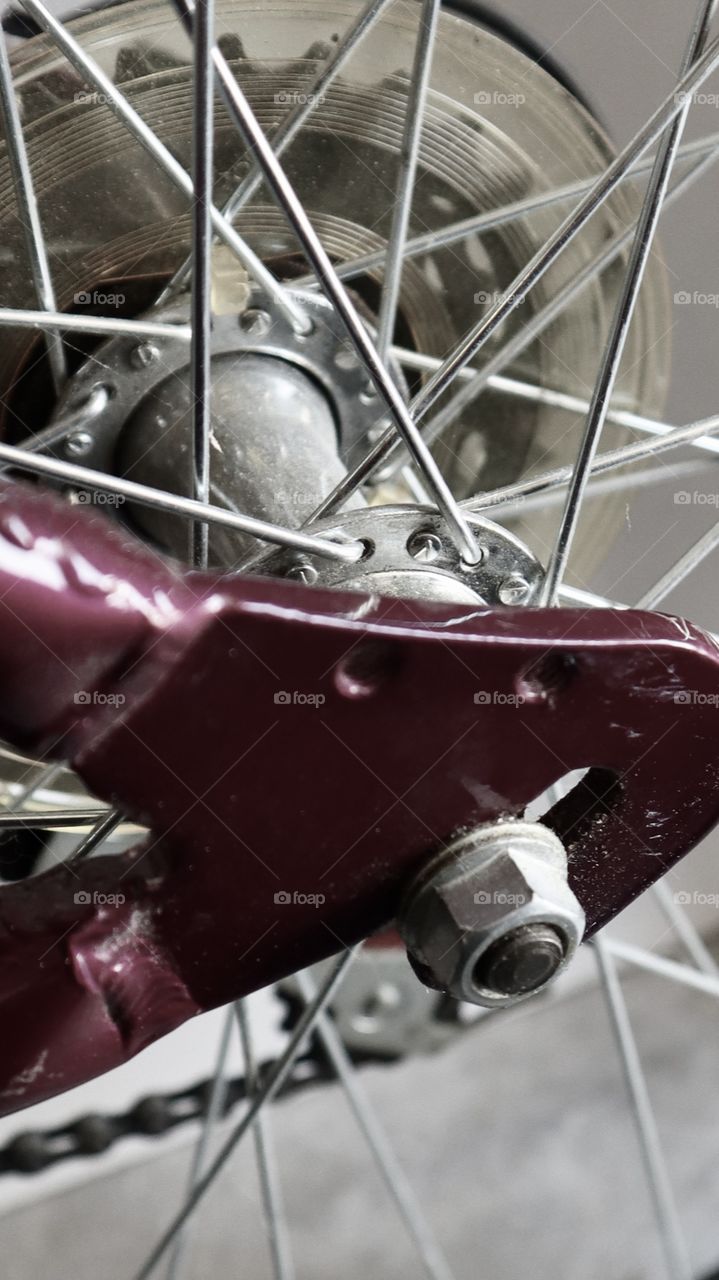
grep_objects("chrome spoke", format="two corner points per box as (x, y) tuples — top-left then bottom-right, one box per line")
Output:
(133, 947), (357, 1280)
(390, 32), (719, 435)
(605, 939), (719, 999)
(159, 0), (395, 305)
(166, 1007), (235, 1280)
(67, 809), (124, 864)
(295, 969), (455, 1280)
(0, 308), (191, 342)
(593, 939), (692, 1280)
(463, 412), (719, 516)
(0, 439), (364, 563)
(375, 0), (440, 366)
(652, 881), (718, 976)
(0, 806), (107, 829)
(170, 0), (479, 564)
(308, 125), (719, 519)
(540, 0), (716, 606)
(17, 385), (111, 457)
(0, 30), (66, 392)
(5, 761), (64, 811)
(18, 0), (309, 335)
(236, 1000), (295, 1280)
(393, 347), (719, 460)
(190, 0), (214, 569)
(638, 519), (719, 609)
(296, 131), (719, 288)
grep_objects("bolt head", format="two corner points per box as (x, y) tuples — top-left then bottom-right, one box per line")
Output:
(498, 573), (531, 605)
(239, 309), (272, 337)
(65, 431), (94, 458)
(407, 529), (443, 563)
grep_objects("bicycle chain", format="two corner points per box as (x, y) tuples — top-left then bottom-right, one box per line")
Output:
(0, 1046), (343, 1177)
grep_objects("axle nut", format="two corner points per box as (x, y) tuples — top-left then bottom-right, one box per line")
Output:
(398, 821), (585, 1008)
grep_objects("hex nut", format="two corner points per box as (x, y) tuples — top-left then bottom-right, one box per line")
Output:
(398, 821), (585, 1008)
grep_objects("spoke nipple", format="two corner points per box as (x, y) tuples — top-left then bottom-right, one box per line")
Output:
(65, 431), (94, 458)
(498, 574), (531, 605)
(129, 342), (159, 370)
(407, 529), (443, 563)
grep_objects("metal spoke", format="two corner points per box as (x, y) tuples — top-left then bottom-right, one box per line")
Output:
(159, 0), (395, 305)
(375, 0), (440, 365)
(638, 519), (719, 610)
(189, 0), (213, 569)
(0, 30), (66, 392)
(605, 939), (719, 999)
(295, 131), (719, 288)
(463, 412), (719, 516)
(295, 969), (455, 1280)
(166, 1007), (235, 1280)
(17, 385), (111, 457)
(0, 438), (364, 563)
(393, 347), (719, 460)
(307, 122), (719, 520)
(652, 881), (718, 976)
(0, 806), (107, 829)
(5, 761), (63, 811)
(539, 0), (717, 606)
(67, 808), (124, 864)
(170, 0), (479, 564)
(18, 0), (309, 335)
(133, 946), (357, 1280)
(236, 1000), (295, 1280)
(0, 308), (191, 342)
(593, 939), (692, 1280)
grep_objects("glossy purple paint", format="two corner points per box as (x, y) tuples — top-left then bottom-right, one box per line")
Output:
(1, 478), (718, 1114)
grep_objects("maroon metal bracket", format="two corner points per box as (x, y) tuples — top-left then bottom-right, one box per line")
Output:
(1, 478), (718, 1114)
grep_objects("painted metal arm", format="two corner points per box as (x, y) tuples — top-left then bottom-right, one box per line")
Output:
(1, 478), (719, 1113)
